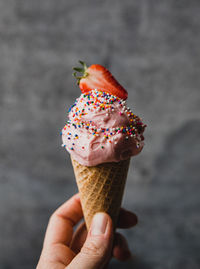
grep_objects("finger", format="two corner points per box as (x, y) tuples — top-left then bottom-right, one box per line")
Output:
(117, 208), (138, 229)
(37, 194), (83, 268)
(70, 208), (138, 255)
(44, 193), (83, 247)
(70, 222), (88, 254)
(67, 213), (113, 269)
(37, 243), (76, 269)
(113, 233), (132, 261)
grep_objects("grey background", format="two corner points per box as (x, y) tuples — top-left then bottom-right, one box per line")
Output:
(0, 0), (200, 268)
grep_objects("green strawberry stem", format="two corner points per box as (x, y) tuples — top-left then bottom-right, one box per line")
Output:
(73, 61), (89, 85)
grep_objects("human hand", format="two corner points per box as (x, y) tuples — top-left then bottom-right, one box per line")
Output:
(36, 193), (138, 269)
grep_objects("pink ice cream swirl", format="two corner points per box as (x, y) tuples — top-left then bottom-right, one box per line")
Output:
(62, 90), (146, 166)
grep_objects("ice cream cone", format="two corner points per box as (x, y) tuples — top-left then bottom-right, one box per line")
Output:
(71, 156), (130, 230)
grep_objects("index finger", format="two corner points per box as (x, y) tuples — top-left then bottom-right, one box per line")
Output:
(44, 193), (83, 247)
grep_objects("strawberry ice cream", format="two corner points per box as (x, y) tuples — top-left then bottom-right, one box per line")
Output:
(61, 62), (146, 229)
(61, 90), (146, 166)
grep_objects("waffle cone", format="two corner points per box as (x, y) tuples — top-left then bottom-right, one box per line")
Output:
(71, 156), (130, 230)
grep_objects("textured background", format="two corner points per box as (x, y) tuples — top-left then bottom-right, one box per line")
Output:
(0, 0), (200, 268)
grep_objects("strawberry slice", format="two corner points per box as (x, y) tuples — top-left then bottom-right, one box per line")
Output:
(73, 61), (128, 100)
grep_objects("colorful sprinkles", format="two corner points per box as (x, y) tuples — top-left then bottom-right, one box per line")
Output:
(62, 90), (146, 150)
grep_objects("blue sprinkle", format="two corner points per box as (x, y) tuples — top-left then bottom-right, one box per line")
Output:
(68, 103), (76, 113)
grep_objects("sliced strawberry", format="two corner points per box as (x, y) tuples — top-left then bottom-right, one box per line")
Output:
(73, 61), (128, 100)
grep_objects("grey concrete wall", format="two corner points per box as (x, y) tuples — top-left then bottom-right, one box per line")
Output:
(0, 0), (200, 268)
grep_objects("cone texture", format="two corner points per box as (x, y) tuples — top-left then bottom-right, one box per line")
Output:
(71, 157), (130, 229)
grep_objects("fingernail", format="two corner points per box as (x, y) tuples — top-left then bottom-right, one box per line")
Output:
(91, 213), (108, 235)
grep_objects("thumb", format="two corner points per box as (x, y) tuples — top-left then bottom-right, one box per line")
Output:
(67, 212), (113, 269)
